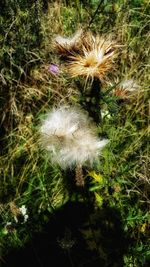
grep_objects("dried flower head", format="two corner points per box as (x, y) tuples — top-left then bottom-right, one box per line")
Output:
(67, 33), (118, 82)
(9, 202), (21, 220)
(40, 105), (108, 169)
(113, 79), (140, 99)
(54, 29), (83, 56)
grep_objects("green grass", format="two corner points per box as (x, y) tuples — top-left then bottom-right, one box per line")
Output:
(0, 0), (149, 265)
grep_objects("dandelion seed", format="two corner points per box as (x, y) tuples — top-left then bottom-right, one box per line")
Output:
(40, 105), (108, 169)
(67, 33), (118, 82)
(54, 29), (83, 56)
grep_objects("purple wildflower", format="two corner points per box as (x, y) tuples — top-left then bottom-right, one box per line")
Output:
(48, 64), (59, 75)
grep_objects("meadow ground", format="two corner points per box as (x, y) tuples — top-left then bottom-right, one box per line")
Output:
(0, 1), (150, 266)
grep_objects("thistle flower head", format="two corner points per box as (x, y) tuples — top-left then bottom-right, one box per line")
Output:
(40, 105), (108, 169)
(67, 33), (118, 82)
(48, 64), (59, 75)
(113, 79), (140, 99)
(54, 29), (83, 56)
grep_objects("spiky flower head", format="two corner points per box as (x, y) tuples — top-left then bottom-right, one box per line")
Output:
(54, 29), (83, 56)
(113, 79), (140, 99)
(40, 105), (108, 169)
(66, 33), (118, 82)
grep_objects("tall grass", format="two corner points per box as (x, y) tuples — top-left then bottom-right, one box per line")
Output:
(0, 0), (149, 265)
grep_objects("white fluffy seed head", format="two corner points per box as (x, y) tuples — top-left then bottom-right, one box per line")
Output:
(119, 79), (140, 92)
(40, 106), (108, 169)
(113, 79), (140, 99)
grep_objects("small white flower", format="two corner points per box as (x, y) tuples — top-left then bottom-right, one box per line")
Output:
(24, 214), (29, 223)
(40, 106), (108, 169)
(19, 205), (27, 216)
(19, 205), (28, 222)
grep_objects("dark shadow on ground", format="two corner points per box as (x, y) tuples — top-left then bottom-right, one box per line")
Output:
(3, 201), (131, 267)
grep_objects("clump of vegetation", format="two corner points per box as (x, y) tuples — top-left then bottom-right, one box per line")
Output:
(0, 0), (149, 266)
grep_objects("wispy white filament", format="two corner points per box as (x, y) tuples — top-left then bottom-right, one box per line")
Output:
(119, 79), (140, 93)
(55, 29), (83, 47)
(40, 106), (108, 169)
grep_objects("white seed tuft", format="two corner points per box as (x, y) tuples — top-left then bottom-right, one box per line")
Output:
(40, 106), (108, 169)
